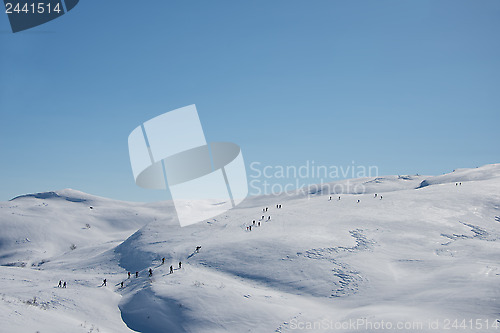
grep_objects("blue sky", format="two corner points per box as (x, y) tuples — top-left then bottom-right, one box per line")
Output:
(1, 0), (499, 202)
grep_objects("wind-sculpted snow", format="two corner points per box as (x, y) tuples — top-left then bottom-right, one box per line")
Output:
(298, 229), (374, 297)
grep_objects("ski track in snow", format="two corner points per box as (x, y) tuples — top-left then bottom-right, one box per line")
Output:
(439, 221), (499, 245)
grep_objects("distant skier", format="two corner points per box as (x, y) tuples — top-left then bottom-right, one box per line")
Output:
(162, 257), (165, 265)
(102, 279), (107, 286)
(374, 193), (377, 198)
(266, 207), (268, 212)
(170, 265), (173, 274)
(121, 281), (124, 288)
(149, 268), (153, 277)
(258, 221), (261, 226)
(460, 182), (462, 186)
(279, 204), (282, 208)
(249, 225), (252, 231)
(338, 196), (341, 200)
(261, 215), (265, 220)
(329, 196), (332, 201)
(58, 280), (62, 288)
(195, 246), (201, 253)
(380, 196), (383, 200)
(357, 199), (360, 203)
(135, 271), (139, 278)
(63, 281), (66, 288)
(268, 216), (271, 220)
(128, 272), (131, 279)
(253, 220), (255, 225)
(178, 261), (182, 269)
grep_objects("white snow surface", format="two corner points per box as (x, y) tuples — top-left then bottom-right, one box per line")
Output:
(1, 164), (500, 332)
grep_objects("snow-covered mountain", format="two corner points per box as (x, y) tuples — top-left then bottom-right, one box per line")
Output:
(1, 164), (500, 332)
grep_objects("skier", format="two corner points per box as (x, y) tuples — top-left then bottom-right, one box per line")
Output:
(374, 193), (377, 198)
(195, 246), (201, 253)
(63, 281), (66, 288)
(102, 279), (107, 286)
(149, 268), (153, 277)
(121, 281), (124, 288)
(162, 257), (165, 265)
(261, 215), (265, 220)
(338, 196), (341, 200)
(329, 196), (332, 201)
(268, 216), (271, 220)
(179, 261), (182, 269)
(135, 271), (139, 278)
(249, 225), (252, 231)
(170, 265), (173, 274)
(58, 280), (62, 288)
(253, 220), (255, 225)
(128, 272), (131, 279)
(357, 199), (360, 203)
(266, 207), (268, 212)
(380, 196), (383, 200)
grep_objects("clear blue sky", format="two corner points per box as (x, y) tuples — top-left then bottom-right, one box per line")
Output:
(1, 0), (499, 202)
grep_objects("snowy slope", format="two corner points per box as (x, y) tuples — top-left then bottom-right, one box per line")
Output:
(1, 164), (500, 332)
(418, 163), (500, 188)
(0, 189), (175, 267)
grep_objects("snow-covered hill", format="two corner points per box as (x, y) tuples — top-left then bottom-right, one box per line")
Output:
(0, 189), (175, 268)
(1, 164), (500, 332)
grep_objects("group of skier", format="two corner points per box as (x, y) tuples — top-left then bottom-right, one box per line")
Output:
(77, 248), (201, 291)
(161, 259), (182, 274)
(108, 260), (183, 289)
(246, 204), (282, 231)
(328, 194), (383, 203)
